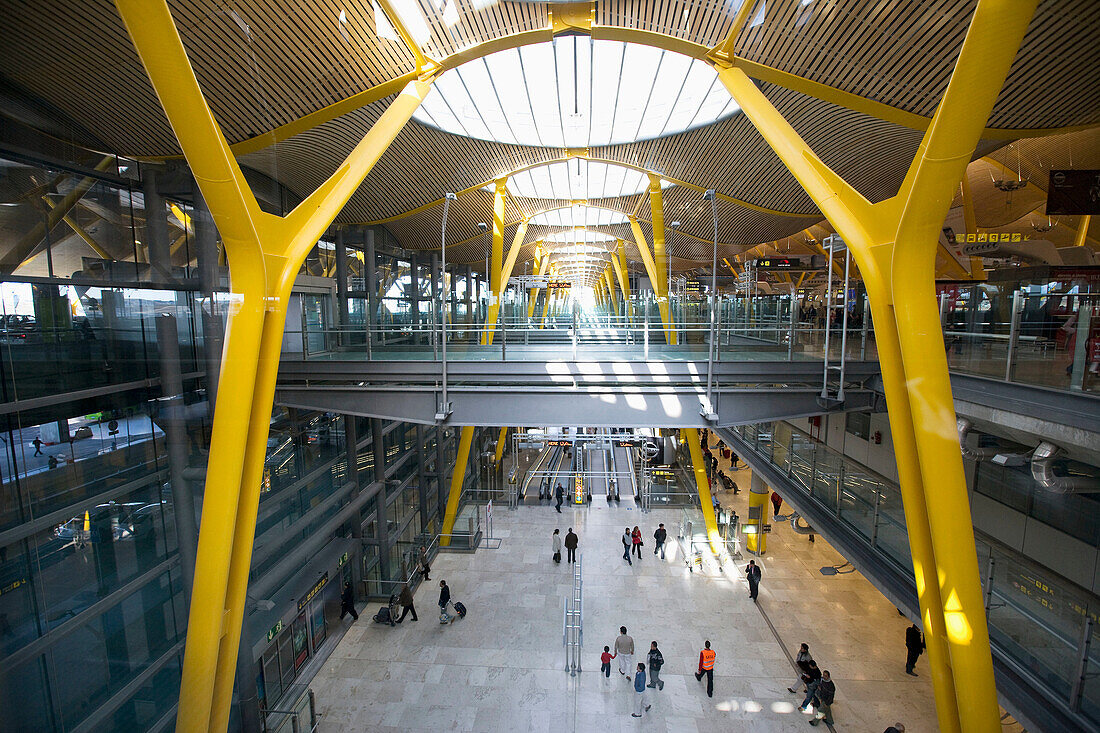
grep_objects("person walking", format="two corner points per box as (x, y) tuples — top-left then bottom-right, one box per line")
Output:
(32, 436), (43, 456)
(807, 670), (836, 728)
(621, 528), (633, 565)
(653, 523), (667, 559)
(646, 641), (665, 690)
(694, 640), (716, 697)
(797, 660), (822, 708)
(339, 581), (359, 621)
(905, 623), (925, 676)
(615, 626), (635, 680)
(631, 663), (651, 718)
(418, 545), (431, 581)
(438, 580), (454, 624)
(771, 491), (783, 517)
(565, 527), (578, 563)
(552, 529), (562, 563)
(555, 482), (564, 513)
(631, 526), (643, 560)
(396, 582), (418, 622)
(788, 643), (815, 692)
(600, 646), (616, 678)
(745, 559), (762, 601)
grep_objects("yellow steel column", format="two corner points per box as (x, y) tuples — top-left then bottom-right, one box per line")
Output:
(444, 187), (516, 545)
(713, 1), (1036, 728)
(682, 428), (723, 555)
(500, 218), (530, 294)
(715, 60), (961, 731)
(528, 251), (549, 320)
(629, 216), (675, 342)
(482, 179), (507, 345)
(960, 173), (978, 237)
(115, 2), (433, 729)
(494, 427), (509, 463)
(1074, 215), (1092, 249)
(613, 239), (632, 316)
(647, 174), (676, 344)
(541, 284), (552, 326)
(604, 267), (618, 314)
(889, 3), (1037, 729)
(441, 426), (475, 546)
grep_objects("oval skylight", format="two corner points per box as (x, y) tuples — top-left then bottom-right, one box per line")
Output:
(507, 160), (666, 200)
(542, 229), (618, 244)
(529, 206), (629, 228)
(413, 37), (739, 148)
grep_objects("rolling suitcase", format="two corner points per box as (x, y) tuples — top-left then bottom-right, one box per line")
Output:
(453, 601), (467, 618)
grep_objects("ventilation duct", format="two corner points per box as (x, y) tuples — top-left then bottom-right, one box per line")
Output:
(1031, 442), (1100, 494)
(957, 418), (999, 460)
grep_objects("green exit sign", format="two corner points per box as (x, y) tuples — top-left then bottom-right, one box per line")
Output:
(338, 551), (349, 568)
(266, 620), (283, 642)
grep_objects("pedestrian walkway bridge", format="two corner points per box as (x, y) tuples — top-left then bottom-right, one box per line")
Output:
(277, 322), (882, 427)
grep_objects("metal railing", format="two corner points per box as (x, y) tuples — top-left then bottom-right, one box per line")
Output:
(563, 554), (583, 675)
(731, 420), (1100, 729)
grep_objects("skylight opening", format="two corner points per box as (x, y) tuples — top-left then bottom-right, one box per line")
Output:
(529, 206), (629, 228)
(500, 160), (670, 200)
(413, 37), (740, 148)
(542, 229), (618, 244)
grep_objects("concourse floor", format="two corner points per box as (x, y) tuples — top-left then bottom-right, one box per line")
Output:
(310, 493), (943, 732)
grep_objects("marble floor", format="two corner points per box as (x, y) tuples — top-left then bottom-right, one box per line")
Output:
(309, 451), (959, 732)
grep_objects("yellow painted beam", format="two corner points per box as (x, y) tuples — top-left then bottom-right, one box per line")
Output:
(648, 174), (676, 344)
(500, 219), (530, 294)
(494, 427), (509, 463)
(0, 155), (115, 274)
(682, 429), (724, 556)
(482, 179), (507, 346)
(528, 250), (550, 320)
(1074, 215), (1091, 249)
(231, 73), (419, 156)
(710, 0), (759, 60)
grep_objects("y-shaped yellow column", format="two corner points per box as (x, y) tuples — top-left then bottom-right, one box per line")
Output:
(114, 1), (433, 730)
(711, 1), (1036, 729)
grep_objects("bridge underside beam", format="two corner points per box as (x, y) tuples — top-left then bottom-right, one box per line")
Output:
(275, 385), (878, 427)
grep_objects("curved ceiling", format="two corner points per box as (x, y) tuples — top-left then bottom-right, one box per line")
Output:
(0, 0), (1097, 283)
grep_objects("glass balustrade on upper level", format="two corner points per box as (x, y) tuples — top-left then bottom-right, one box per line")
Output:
(280, 289), (1099, 395)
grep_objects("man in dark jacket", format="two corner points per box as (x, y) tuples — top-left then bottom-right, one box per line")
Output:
(905, 623), (925, 676)
(646, 641), (665, 690)
(564, 528), (578, 563)
(438, 580), (454, 623)
(339, 581), (358, 621)
(555, 483), (564, 513)
(807, 670), (835, 727)
(622, 528), (633, 565)
(653, 524), (667, 559)
(745, 559), (762, 601)
(396, 582), (417, 622)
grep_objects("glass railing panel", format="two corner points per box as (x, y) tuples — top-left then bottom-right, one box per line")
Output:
(839, 466), (876, 541)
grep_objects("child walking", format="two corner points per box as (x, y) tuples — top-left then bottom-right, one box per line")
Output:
(601, 646), (616, 677)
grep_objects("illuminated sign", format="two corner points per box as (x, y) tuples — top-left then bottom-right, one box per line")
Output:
(267, 620), (284, 642)
(755, 257), (797, 269)
(338, 552), (349, 568)
(547, 439), (573, 447)
(685, 279), (702, 293)
(574, 473), (584, 504)
(547, 281), (572, 289)
(297, 572), (329, 611)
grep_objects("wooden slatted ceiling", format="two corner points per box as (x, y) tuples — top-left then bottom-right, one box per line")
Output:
(3, 0), (1098, 161)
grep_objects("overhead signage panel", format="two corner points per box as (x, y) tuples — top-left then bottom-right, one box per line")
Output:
(1047, 169), (1100, 215)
